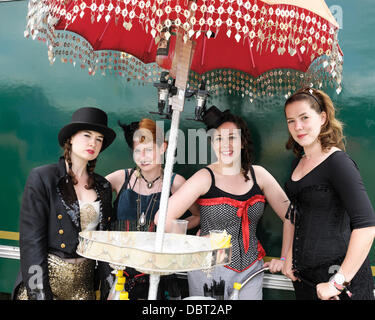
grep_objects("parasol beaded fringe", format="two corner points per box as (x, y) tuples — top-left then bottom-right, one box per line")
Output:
(25, 0), (343, 99)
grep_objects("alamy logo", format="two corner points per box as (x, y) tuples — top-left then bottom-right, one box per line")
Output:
(328, 264), (341, 276)
(28, 265), (43, 290)
(330, 5), (343, 29)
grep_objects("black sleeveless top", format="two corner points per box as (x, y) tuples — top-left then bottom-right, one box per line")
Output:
(197, 166), (266, 272)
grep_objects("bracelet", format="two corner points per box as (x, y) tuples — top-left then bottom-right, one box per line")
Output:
(280, 257), (286, 261)
(330, 280), (344, 292)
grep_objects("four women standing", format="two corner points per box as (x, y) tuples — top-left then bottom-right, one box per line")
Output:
(14, 88), (375, 300)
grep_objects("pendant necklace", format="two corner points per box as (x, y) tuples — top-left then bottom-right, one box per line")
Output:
(137, 179), (160, 230)
(140, 171), (161, 189)
(137, 193), (158, 230)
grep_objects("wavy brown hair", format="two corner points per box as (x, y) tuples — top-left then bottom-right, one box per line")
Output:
(63, 140), (96, 189)
(284, 87), (346, 157)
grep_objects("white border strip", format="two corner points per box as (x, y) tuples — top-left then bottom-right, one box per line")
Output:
(174, 271), (295, 292)
(263, 273), (294, 291)
(0, 245), (20, 260)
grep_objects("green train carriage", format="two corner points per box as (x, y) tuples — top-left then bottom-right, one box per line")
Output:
(0, 0), (374, 299)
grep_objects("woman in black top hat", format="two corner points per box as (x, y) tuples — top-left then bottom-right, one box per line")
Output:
(13, 107), (116, 300)
(283, 87), (375, 300)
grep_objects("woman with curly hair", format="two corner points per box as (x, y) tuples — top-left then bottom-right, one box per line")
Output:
(155, 106), (293, 300)
(283, 87), (375, 300)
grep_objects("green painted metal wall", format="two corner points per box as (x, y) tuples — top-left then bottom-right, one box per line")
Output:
(0, 0), (374, 297)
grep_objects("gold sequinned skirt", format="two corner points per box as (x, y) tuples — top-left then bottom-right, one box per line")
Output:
(17, 254), (96, 300)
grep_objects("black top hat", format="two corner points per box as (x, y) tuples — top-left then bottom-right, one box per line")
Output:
(58, 107), (116, 152)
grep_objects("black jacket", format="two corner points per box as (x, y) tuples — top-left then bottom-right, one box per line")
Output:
(13, 157), (114, 299)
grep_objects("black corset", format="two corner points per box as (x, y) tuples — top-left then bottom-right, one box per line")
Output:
(285, 183), (351, 271)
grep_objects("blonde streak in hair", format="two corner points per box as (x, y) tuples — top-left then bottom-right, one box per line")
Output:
(332, 118), (346, 150)
(318, 92), (345, 151)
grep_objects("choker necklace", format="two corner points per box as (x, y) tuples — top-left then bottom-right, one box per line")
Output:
(140, 171), (161, 189)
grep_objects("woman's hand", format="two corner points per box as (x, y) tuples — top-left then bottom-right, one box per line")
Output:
(316, 282), (341, 300)
(264, 259), (284, 273)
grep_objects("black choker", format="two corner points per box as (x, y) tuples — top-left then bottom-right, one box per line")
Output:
(140, 171), (161, 189)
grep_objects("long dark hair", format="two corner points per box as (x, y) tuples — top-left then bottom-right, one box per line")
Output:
(63, 140), (96, 189)
(209, 111), (254, 182)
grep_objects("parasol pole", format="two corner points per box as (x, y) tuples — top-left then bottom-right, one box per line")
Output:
(148, 31), (195, 300)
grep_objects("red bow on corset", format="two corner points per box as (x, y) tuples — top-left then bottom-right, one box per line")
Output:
(197, 194), (266, 253)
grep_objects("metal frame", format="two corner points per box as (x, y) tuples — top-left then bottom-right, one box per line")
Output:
(3, 245), (375, 297)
